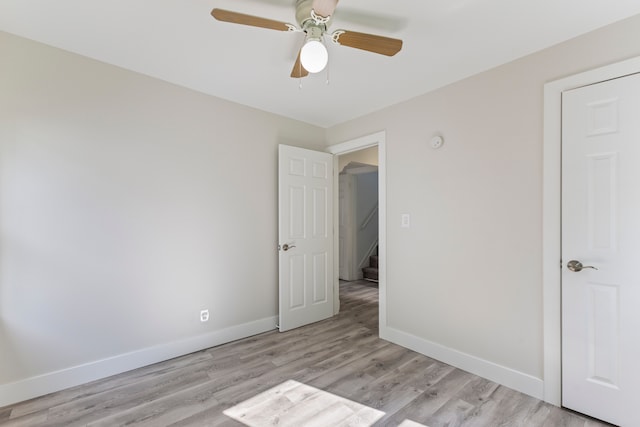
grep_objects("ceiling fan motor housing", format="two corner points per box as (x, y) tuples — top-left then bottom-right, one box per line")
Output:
(296, 0), (333, 28)
(304, 25), (324, 42)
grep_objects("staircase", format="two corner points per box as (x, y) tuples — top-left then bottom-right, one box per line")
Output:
(362, 247), (379, 282)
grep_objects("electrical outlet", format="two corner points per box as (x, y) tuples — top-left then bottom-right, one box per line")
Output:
(200, 309), (209, 322)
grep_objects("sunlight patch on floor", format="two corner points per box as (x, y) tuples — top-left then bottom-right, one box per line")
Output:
(224, 379), (429, 426)
(397, 420), (430, 427)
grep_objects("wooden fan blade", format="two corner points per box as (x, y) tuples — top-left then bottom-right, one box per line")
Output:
(333, 30), (402, 56)
(291, 50), (309, 78)
(312, 0), (339, 17)
(211, 9), (292, 31)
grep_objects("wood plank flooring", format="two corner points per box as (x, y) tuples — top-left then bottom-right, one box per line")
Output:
(0, 281), (612, 427)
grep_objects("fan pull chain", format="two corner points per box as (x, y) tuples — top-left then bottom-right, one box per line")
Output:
(326, 59), (330, 85)
(323, 35), (330, 85)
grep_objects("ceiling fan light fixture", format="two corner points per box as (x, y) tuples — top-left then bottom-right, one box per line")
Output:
(300, 39), (328, 73)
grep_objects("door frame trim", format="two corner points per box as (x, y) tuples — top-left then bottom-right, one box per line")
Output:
(328, 131), (386, 328)
(543, 56), (640, 406)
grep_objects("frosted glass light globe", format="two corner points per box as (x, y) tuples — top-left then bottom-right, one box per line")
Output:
(300, 40), (328, 73)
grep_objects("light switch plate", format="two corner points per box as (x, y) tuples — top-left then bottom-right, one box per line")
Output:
(401, 213), (410, 228)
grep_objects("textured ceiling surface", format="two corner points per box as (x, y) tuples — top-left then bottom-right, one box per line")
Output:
(2, 0), (640, 127)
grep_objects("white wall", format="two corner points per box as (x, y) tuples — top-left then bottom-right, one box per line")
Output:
(337, 146), (378, 173)
(0, 31), (325, 405)
(4, 11), (640, 407)
(326, 13), (640, 397)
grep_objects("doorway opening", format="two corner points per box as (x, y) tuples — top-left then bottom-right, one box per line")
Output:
(328, 131), (387, 332)
(337, 146), (379, 318)
(338, 146), (379, 283)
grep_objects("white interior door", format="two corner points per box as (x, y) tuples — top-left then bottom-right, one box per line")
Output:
(278, 144), (334, 332)
(562, 72), (640, 426)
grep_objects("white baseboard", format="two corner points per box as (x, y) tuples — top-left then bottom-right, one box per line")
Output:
(380, 326), (544, 400)
(0, 316), (278, 408)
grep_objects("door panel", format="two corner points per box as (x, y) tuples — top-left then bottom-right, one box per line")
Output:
(562, 72), (640, 426)
(587, 153), (617, 250)
(585, 282), (619, 387)
(278, 145), (334, 332)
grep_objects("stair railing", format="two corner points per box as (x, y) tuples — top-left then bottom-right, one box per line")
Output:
(360, 203), (378, 230)
(358, 239), (379, 272)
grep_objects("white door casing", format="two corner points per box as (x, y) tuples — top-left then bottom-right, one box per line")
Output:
(278, 144), (334, 332)
(561, 73), (640, 426)
(328, 131), (386, 322)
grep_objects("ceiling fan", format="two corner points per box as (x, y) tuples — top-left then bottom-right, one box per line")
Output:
(211, 0), (403, 78)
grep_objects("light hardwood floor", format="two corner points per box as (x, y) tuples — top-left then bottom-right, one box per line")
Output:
(1, 281), (611, 426)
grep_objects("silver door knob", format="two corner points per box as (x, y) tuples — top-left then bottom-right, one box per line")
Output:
(567, 260), (598, 272)
(281, 243), (296, 251)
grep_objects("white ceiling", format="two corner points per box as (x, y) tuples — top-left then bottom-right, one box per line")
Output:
(2, 0), (640, 128)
